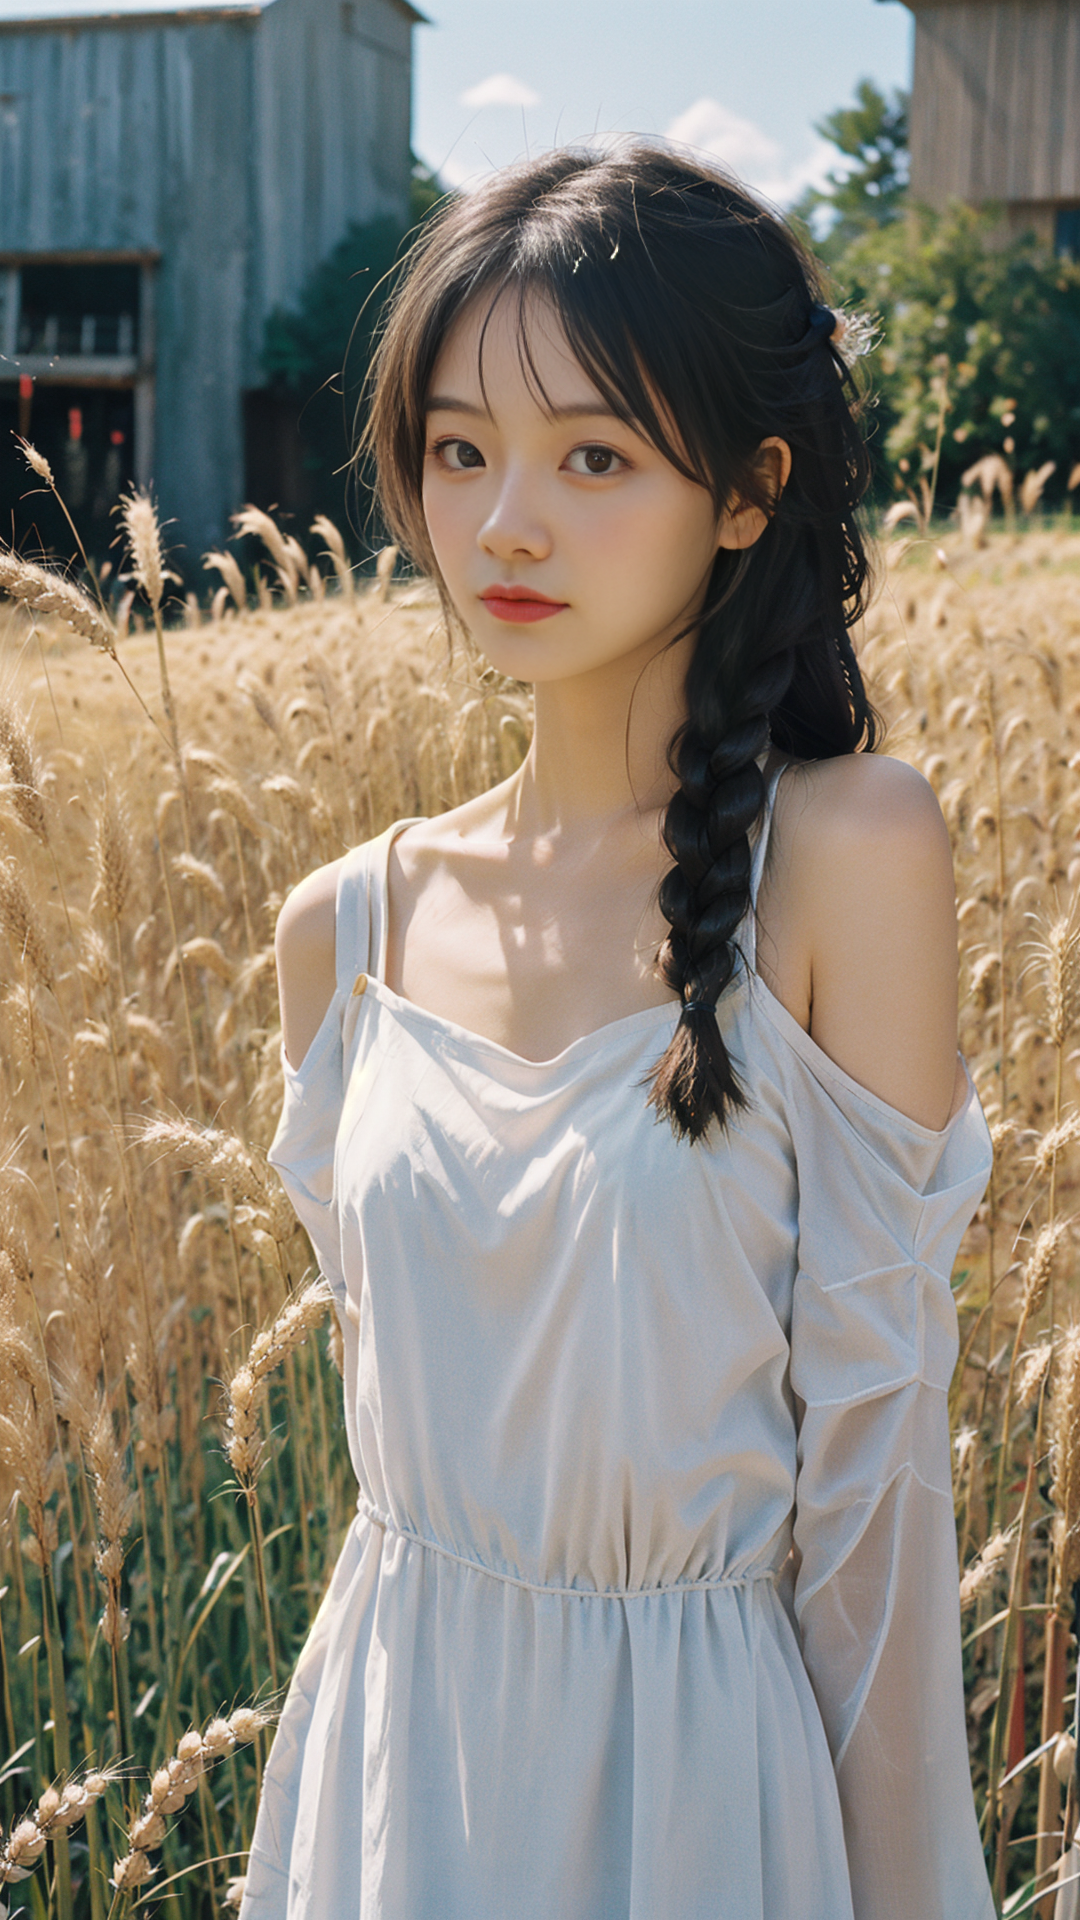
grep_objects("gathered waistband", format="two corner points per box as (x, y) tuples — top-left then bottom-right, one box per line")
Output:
(356, 1498), (783, 1602)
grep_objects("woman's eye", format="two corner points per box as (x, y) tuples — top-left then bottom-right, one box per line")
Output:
(433, 438), (485, 471)
(566, 445), (624, 476)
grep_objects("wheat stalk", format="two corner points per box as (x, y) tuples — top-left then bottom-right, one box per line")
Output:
(202, 547), (247, 612)
(0, 700), (48, 842)
(224, 1278), (332, 1492)
(960, 1526), (1016, 1609)
(1050, 1324), (1080, 1610)
(82, 1396), (136, 1653)
(0, 856), (55, 993)
(92, 785), (133, 926)
(117, 489), (169, 617)
(0, 1760), (124, 1888)
(138, 1117), (295, 1244)
(118, 489), (188, 840)
(231, 507), (309, 604)
(0, 549), (115, 652)
(110, 1706), (273, 1899)
(310, 514), (355, 597)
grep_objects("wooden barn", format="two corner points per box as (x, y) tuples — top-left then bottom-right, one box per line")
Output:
(885, 0), (1080, 249)
(0, 0), (420, 566)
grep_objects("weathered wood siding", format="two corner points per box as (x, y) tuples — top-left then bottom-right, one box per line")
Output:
(252, 0), (412, 350)
(0, 0), (412, 558)
(0, 14), (258, 553)
(908, 0), (1080, 205)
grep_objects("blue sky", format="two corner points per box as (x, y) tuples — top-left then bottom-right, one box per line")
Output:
(413, 0), (913, 204)
(0, 0), (913, 210)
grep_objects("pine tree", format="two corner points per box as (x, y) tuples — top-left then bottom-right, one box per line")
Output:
(792, 80), (909, 262)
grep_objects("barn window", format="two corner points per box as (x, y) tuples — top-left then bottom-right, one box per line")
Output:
(18, 262), (140, 359)
(1055, 208), (1080, 259)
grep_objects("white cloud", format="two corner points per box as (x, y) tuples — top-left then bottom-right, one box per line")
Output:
(459, 72), (541, 110)
(663, 98), (835, 209)
(665, 100), (781, 179)
(768, 138), (839, 207)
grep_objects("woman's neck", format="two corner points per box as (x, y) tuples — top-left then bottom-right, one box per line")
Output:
(504, 631), (694, 839)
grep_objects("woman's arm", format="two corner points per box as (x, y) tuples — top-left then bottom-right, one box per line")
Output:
(274, 859), (342, 1071)
(771, 752), (963, 1128)
(778, 755), (995, 1920)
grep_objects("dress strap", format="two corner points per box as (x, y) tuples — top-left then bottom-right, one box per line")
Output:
(743, 762), (787, 976)
(333, 840), (378, 998)
(333, 819), (425, 997)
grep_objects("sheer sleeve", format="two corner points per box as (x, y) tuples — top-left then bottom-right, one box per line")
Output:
(266, 839), (383, 1309)
(265, 841), (390, 1482)
(784, 1030), (996, 1920)
(268, 1001), (348, 1305)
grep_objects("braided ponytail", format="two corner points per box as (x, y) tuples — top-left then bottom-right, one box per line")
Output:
(361, 140), (878, 1143)
(647, 648), (794, 1138)
(646, 496), (875, 1142)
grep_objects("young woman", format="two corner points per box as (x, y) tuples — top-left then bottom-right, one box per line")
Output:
(240, 144), (996, 1919)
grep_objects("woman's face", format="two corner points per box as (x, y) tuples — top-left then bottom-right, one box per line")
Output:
(420, 291), (731, 688)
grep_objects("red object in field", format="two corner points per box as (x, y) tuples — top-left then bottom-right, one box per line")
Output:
(68, 408), (83, 441)
(18, 374), (32, 398)
(110, 429), (124, 446)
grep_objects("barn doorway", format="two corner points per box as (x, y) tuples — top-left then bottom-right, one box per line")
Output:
(0, 381), (135, 565)
(0, 251), (152, 567)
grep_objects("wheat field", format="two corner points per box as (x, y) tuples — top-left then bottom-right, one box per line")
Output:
(0, 508), (1077, 1916)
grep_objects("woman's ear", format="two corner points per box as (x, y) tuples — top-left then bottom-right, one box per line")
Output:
(715, 437), (793, 552)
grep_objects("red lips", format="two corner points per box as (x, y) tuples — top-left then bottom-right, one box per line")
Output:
(480, 584), (569, 624)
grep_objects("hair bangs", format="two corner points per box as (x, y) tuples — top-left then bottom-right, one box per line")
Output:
(461, 250), (715, 501)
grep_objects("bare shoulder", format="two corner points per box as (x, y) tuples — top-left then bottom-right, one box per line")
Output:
(774, 753), (955, 930)
(769, 753), (955, 946)
(768, 753), (962, 1129)
(275, 856), (345, 1071)
(779, 749), (949, 853)
(274, 793), (501, 1069)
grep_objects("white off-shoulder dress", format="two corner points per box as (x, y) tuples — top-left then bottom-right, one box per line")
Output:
(241, 765), (996, 1920)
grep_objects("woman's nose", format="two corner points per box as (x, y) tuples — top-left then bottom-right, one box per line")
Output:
(478, 469), (552, 562)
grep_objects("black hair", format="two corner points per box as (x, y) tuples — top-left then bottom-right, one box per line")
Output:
(357, 140), (877, 1142)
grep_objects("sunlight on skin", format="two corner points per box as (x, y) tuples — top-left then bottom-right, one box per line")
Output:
(277, 290), (959, 1129)
(421, 286), (789, 827)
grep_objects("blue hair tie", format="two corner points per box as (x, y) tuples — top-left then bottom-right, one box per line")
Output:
(682, 999), (716, 1018)
(806, 302), (838, 345)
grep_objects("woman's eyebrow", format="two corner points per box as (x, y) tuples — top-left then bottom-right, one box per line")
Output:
(425, 395), (625, 421)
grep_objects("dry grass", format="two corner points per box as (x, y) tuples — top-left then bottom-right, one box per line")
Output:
(2, 506), (1080, 1913)
(862, 524), (1080, 1916)
(0, 533), (528, 1919)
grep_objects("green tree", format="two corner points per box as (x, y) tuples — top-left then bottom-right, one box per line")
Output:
(833, 202), (1080, 510)
(255, 159), (453, 552)
(261, 216), (403, 398)
(792, 80), (909, 262)
(799, 78), (1080, 511)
